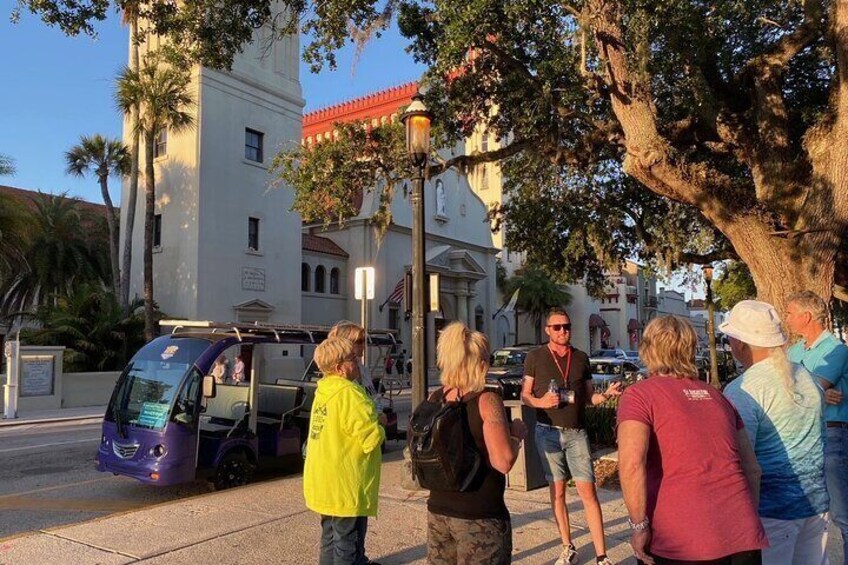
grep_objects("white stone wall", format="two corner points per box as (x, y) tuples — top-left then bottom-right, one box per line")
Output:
(120, 31), (305, 324)
(301, 251), (349, 326)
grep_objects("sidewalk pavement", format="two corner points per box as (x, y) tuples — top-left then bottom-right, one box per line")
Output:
(0, 405), (106, 427)
(0, 447), (639, 565)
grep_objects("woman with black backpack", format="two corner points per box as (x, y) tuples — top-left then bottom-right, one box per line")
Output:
(425, 321), (527, 564)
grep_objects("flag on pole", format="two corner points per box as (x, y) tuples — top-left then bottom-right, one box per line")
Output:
(379, 278), (405, 311)
(492, 288), (521, 319)
(504, 288), (520, 312)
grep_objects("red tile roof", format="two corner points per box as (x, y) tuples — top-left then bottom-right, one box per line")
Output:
(688, 299), (707, 309)
(0, 184), (107, 217)
(302, 234), (349, 258)
(303, 82), (420, 140)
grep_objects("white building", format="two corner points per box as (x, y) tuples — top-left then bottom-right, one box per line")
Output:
(120, 29), (305, 325)
(656, 288), (688, 318)
(300, 86), (499, 368)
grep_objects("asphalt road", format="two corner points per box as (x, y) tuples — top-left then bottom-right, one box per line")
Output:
(0, 420), (213, 540)
(0, 391), (412, 542)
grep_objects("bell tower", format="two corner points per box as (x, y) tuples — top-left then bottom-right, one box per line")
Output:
(119, 26), (305, 324)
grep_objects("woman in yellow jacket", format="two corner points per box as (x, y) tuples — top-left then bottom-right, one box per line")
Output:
(304, 336), (386, 565)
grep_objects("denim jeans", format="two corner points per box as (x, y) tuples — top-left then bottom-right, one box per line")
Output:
(533, 424), (595, 483)
(319, 515), (369, 565)
(826, 426), (848, 564)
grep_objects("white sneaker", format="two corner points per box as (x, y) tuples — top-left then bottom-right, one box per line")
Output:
(596, 558), (614, 565)
(554, 544), (578, 565)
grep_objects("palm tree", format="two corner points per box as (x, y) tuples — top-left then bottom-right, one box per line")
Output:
(505, 267), (572, 344)
(120, 0), (143, 315)
(21, 283), (147, 372)
(0, 192), (29, 270)
(65, 134), (130, 296)
(0, 154), (14, 176)
(0, 193), (109, 321)
(115, 56), (194, 340)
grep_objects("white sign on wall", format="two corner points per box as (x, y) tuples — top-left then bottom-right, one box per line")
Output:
(20, 356), (54, 397)
(242, 267), (266, 292)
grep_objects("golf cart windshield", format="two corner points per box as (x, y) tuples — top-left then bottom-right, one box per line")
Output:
(108, 337), (210, 430)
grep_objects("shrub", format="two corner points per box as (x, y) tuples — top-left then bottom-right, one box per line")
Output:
(585, 398), (618, 448)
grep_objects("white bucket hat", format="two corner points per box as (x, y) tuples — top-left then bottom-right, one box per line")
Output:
(719, 300), (787, 348)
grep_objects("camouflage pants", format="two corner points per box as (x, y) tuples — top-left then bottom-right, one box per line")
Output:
(427, 512), (512, 564)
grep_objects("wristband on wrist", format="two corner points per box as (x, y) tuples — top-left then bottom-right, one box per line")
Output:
(627, 516), (650, 531)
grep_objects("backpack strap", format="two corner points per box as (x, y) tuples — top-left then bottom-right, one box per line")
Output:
(427, 387), (446, 403)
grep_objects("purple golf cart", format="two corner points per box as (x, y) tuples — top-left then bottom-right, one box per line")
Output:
(96, 321), (400, 490)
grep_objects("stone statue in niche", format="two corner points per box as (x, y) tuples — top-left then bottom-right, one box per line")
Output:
(435, 180), (446, 217)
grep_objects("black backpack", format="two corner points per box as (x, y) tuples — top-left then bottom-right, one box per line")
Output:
(408, 388), (482, 492)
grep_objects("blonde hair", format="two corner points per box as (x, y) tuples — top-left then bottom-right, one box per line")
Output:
(787, 291), (829, 326)
(314, 337), (356, 375)
(639, 316), (699, 379)
(436, 321), (490, 393)
(328, 321), (366, 343)
(769, 346), (797, 397)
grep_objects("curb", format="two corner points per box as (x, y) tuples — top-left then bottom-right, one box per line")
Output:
(0, 415), (103, 428)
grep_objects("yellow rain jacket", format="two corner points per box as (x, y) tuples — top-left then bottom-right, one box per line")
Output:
(303, 374), (385, 517)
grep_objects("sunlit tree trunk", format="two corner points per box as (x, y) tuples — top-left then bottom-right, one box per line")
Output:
(121, 13), (141, 315)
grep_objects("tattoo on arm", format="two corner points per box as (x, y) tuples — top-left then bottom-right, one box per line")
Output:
(482, 393), (507, 426)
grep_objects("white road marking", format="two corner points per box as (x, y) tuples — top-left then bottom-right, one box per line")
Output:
(0, 437), (100, 454)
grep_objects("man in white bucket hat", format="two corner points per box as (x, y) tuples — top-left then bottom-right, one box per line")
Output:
(722, 300), (830, 565)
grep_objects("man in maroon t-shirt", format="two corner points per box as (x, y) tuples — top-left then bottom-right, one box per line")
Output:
(521, 308), (622, 565)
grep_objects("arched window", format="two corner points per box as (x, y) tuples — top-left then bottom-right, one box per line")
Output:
(330, 268), (340, 294)
(315, 265), (326, 293)
(301, 263), (311, 292)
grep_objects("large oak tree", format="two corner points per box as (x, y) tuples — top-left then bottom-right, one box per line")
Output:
(278, 0), (848, 311)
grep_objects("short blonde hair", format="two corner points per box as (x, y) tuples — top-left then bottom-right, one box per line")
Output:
(328, 321), (366, 344)
(314, 337), (355, 375)
(436, 321), (489, 393)
(639, 316), (698, 379)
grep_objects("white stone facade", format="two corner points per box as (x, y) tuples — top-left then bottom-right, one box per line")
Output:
(120, 31), (305, 324)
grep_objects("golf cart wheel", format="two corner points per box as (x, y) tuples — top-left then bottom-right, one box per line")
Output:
(213, 451), (253, 490)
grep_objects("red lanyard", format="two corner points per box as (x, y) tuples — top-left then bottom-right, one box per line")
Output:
(548, 346), (573, 388)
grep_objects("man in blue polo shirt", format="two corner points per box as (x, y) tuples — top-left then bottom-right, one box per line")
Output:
(786, 291), (848, 564)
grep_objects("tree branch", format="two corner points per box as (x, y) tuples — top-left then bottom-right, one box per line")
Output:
(612, 203), (739, 265)
(479, 38), (546, 95)
(587, 0), (733, 216)
(744, 1), (823, 75)
(738, 0), (823, 216)
(429, 138), (533, 175)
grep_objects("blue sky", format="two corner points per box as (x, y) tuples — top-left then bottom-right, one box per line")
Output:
(0, 2), (425, 203)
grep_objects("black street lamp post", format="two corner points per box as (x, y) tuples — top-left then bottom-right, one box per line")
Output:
(401, 93), (432, 409)
(703, 265), (720, 388)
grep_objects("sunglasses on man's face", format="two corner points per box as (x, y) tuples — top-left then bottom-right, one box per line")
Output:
(547, 323), (571, 332)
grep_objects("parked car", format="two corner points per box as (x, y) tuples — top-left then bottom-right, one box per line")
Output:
(485, 345), (535, 400)
(590, 357), (647, 393)
(695, 351), (740, 384)
(590, 348), (630, 360)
